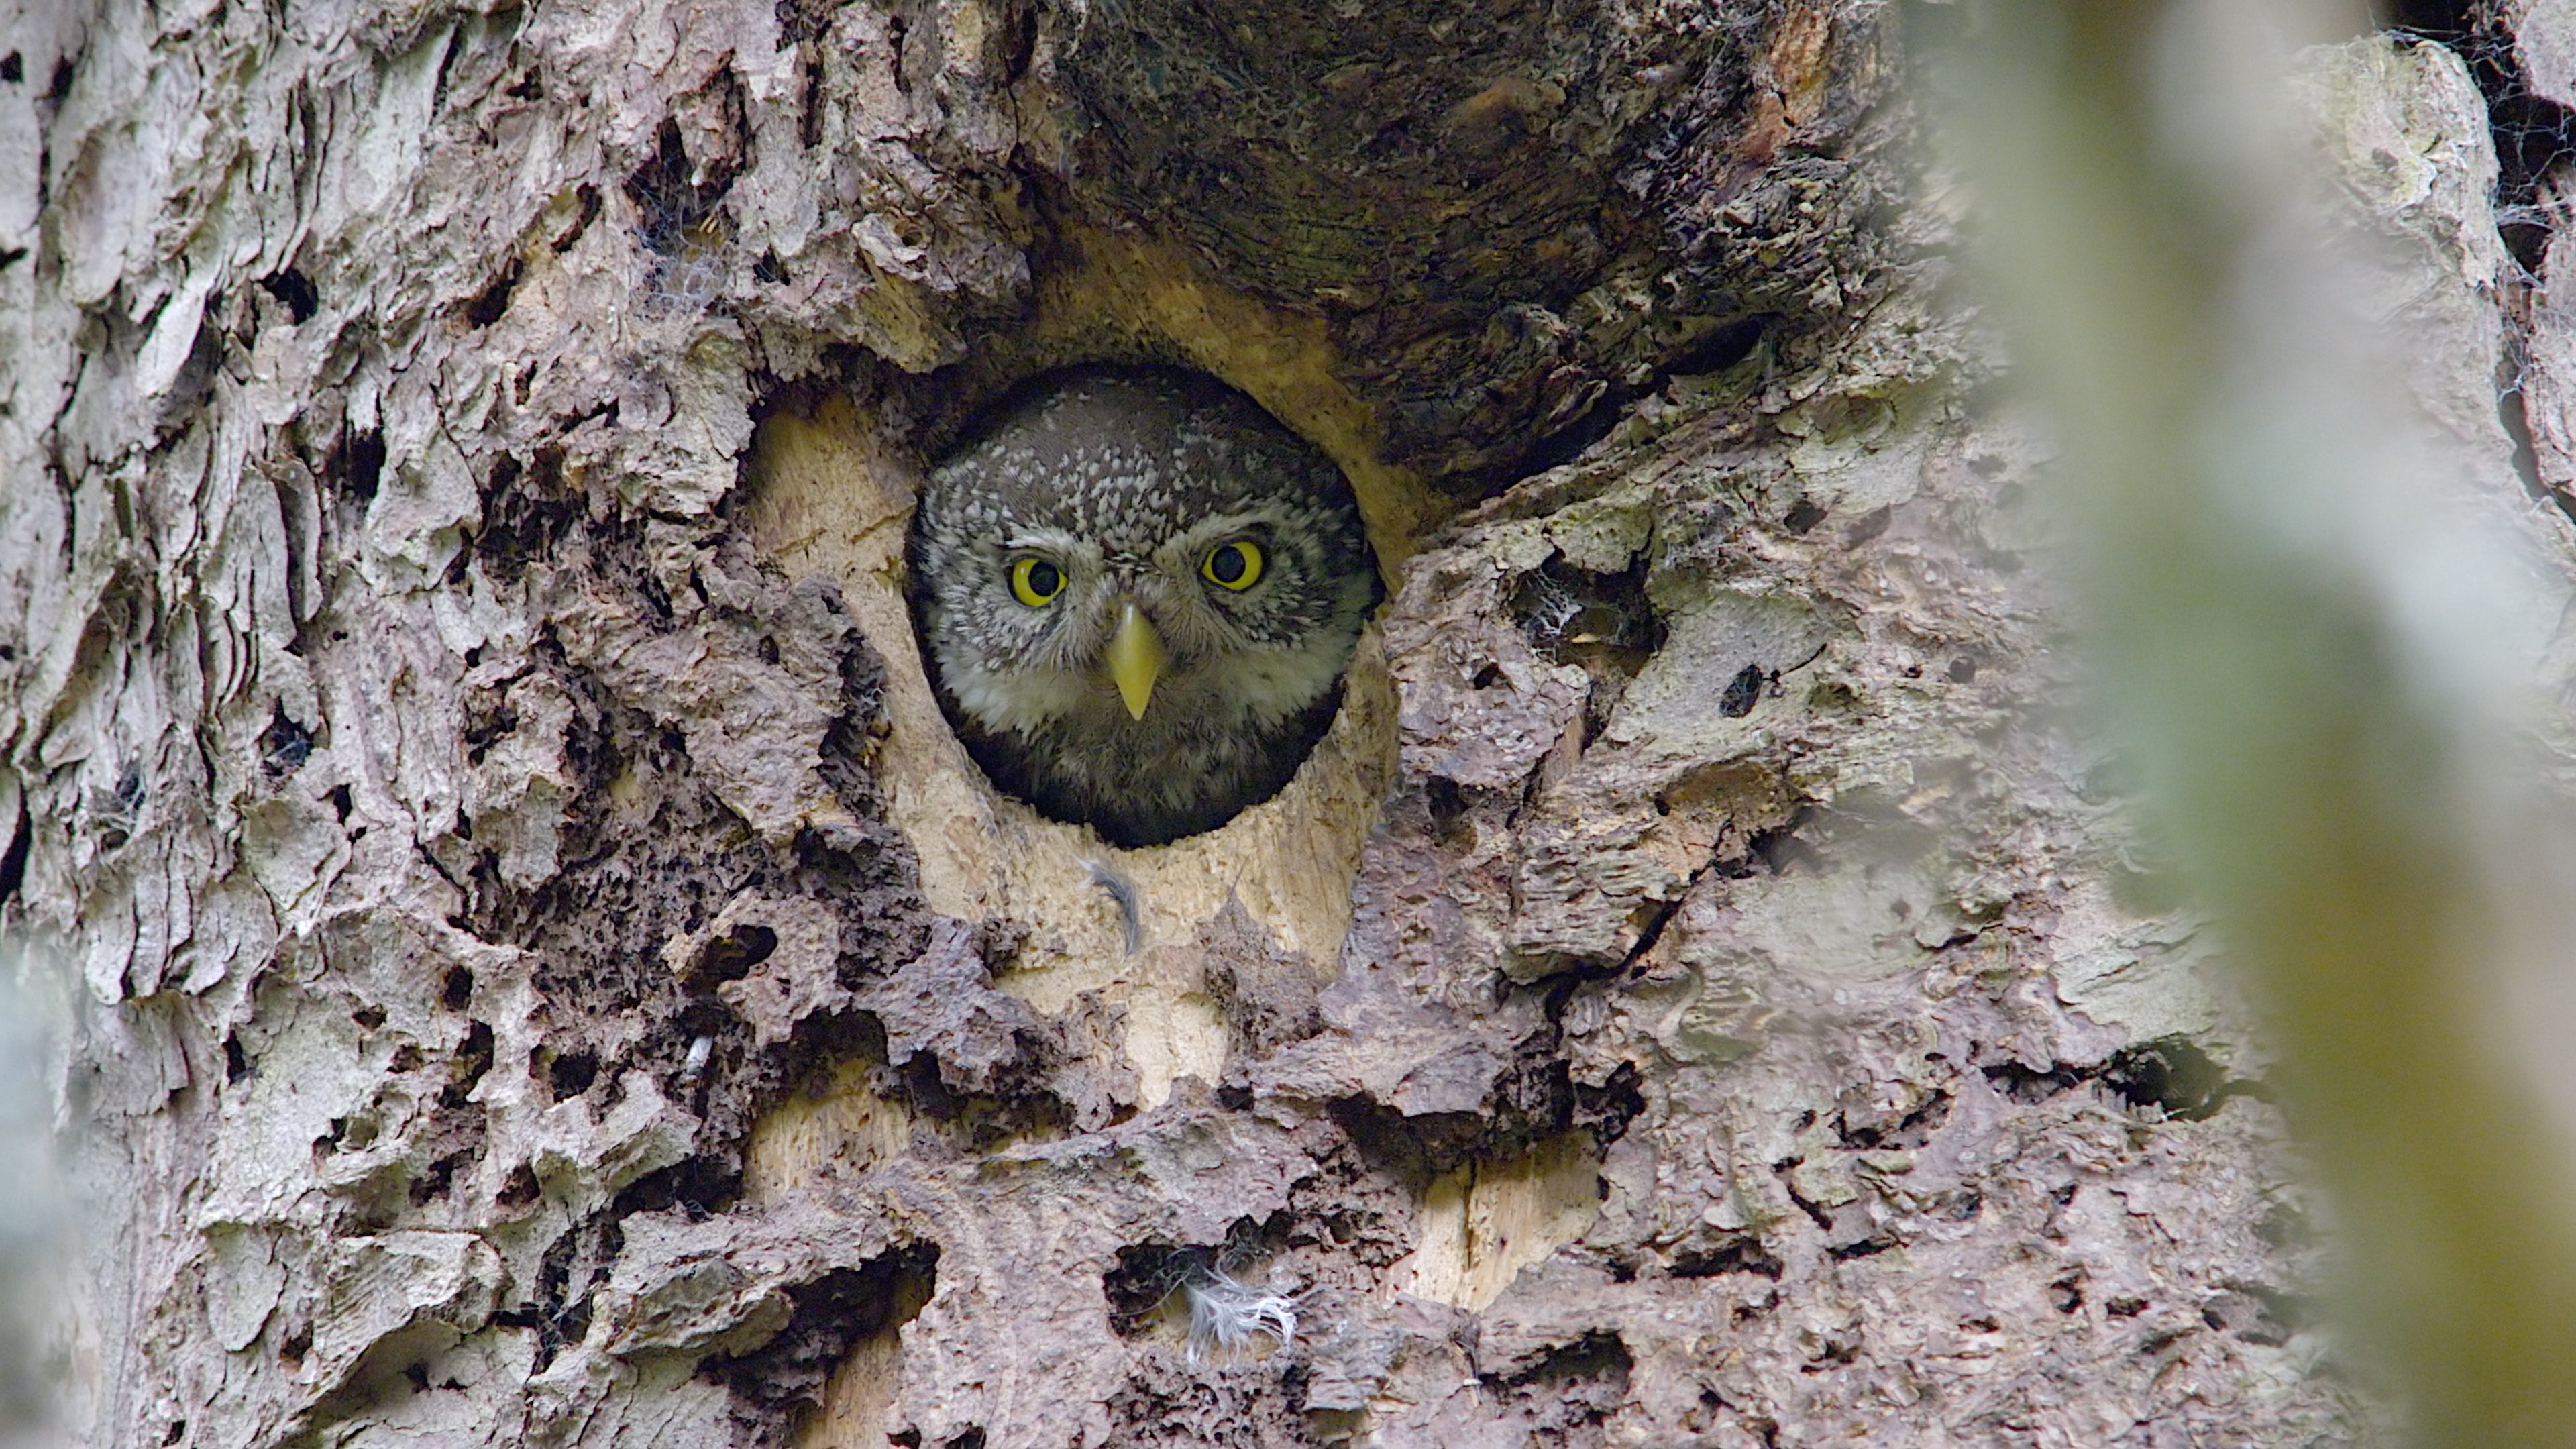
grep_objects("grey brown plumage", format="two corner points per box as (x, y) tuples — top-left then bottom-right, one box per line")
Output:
(907, 367), (1378, 847)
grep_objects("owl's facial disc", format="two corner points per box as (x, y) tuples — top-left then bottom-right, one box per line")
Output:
(906, 364), (1381, 845)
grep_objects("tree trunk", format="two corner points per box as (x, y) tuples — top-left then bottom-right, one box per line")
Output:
(2, 0), (2536, 1444)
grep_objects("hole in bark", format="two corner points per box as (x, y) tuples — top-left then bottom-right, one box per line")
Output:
(627, 118), (736, 257)
(1327, 1095), (1485, 1180)
(1826, 1236), (1894, 1261)
(1104, 1242), (1214, 1338)
(1511, 554), (1666, 665)
(440, 1020), (494, 1108)
(461, 256), (523, 327)
(1983, 1039), (2252, 1120)
(2050, 1273), (2086, 1313)
(1511, 383), (1623, 476)
(319, 1112), (378, 1152)
(744, 261), (1413, 1081)
(1670, 1236), (1782, 1280)
(614, 1155), (740, 1219)
(92, 763), (144, 851)
(1000, 0), (1038, 83)
(257, 268), (319, 323)
(2378, 5), (2575, 274)
(0, 53), (19, 83)
(1833, 1089), (1951, 1149)
(258, 705), (315, 775)
(498, 1163), (539, 1207)
(551, 186), (601, 252)
(409, 1144), (469, 1205)
(1667, 314), (1770, 376)
(1783, 498), (1827, 533)
(1746, 808), (1822, 875)
(545, 1049), (600, 1099)
(1494, 1329), (1633, 1388)
(1982, 1060), (2086, 1104)
(627, 116), (738, 312)
(474, 464), (581, 584)
(441, 966), (474, 1010)
(223, 1036), (252, 1083)
(2099, 1036), (2243, 1121)
(1511, 551), (1667, 737)
(796, 44), (826, 147)
(332, 427), (386, 504)
(706, 1242), (941, 1417)
(1503, 317), (1768, 480)
(1424, 775), (1472, 839)
(1803, 1337), (1860, 1371)
(527, 1220), (621, 1368)
(2375, 0), (2467, 28)
(696, 924), (777, 984)
(0, 793), (28, 905)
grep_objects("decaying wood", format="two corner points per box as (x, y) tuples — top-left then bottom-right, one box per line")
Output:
(6, 0), (2548, 1444)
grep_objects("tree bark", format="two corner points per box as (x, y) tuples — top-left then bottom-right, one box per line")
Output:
(3, 0), (2531, 1444)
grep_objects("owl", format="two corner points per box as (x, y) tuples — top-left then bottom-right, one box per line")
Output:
(907, 366), (1380, 848)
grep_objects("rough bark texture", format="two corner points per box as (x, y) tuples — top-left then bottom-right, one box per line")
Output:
(3, 0), (2560, 1444)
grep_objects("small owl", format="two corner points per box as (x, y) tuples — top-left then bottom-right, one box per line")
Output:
(907, 367), (1379, 848)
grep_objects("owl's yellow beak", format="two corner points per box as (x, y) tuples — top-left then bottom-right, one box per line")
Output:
(1107, 602), (1165, 720)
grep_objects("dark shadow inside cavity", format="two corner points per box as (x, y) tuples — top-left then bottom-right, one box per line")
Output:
(704, 1241), (940, 1417)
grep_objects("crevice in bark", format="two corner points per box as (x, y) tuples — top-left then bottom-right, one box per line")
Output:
(256, 268), (319, 323)
(2375, 6), (2576, 526)
(2381, 3), (2574, 272)
(0, 794), (28, 908)
(1982, 1038), (2261, 1123)
(707, 1242), (941, 1418)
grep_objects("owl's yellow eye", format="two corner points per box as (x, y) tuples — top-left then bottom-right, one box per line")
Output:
(1202, 539), (1264, 591)
(1010, 556), (1065, 607)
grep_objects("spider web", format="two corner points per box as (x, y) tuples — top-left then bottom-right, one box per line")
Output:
(2379, 0), (2576, 279)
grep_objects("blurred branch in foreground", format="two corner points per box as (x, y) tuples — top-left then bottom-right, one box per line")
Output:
(0, 943), (70, 1448)
(1933, 0), (2576, 1440)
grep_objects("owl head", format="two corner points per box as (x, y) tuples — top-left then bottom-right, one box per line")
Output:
(906, 367), (1379, 844)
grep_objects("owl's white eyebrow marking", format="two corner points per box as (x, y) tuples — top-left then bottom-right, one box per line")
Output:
(1000, 527), (1089, 554)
